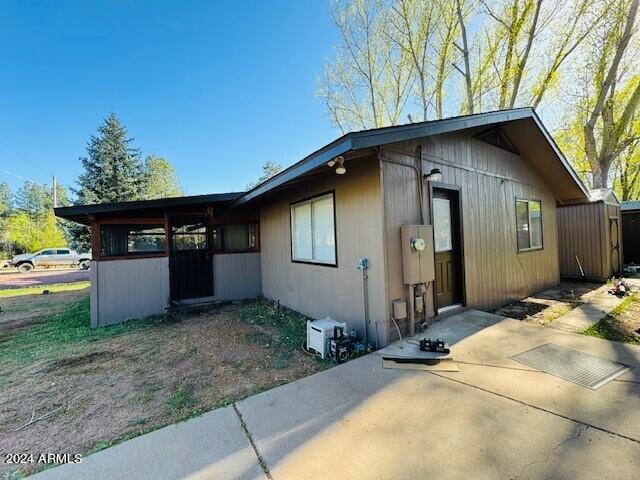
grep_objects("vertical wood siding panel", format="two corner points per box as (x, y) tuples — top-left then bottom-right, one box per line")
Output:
(384, 133), (560, 319)
(259, 157), (387, 343)
(94, 256), (170, 326)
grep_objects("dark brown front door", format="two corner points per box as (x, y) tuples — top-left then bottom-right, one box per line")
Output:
(433, 188), (462, 309)
(169, 214), (214, 301)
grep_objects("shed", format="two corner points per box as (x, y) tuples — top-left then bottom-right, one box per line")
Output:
(557, 189), (622, 281)
(621, 200), (640, 265)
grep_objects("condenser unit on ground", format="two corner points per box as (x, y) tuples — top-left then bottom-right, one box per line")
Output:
(306, 317), (347, 359)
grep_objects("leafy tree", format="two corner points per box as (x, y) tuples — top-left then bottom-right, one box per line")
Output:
(142, 155), (183, 199)
(246, 161), (284, 189)
(0, 182), (13, 258)
(578, 0), (640, 188)
(613, 141), (640, 200)
(320, 0), (638, 191)
(4, 211), (66, 253)
(75, 113), (145, 205)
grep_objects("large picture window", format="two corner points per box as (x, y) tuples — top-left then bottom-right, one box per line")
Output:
(290, 193), (336, 265)
(100, 224), (166, 257)
(516, 199), (543, 251)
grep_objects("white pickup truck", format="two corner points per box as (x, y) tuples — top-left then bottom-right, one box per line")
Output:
(8, 248), (92, 273)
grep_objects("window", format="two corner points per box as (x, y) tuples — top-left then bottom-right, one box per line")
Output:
(433, 198), (453, 252)
(516, 199), (543, 251)
(100, 224), (166, 257)
(56, 249), (70, 255)
(171, 218), (208, 251)
(213, 223), (258, 252)
(290, 193), (336, 265)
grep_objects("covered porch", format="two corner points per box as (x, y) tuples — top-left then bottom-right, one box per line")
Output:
(56, 193), (262, 327)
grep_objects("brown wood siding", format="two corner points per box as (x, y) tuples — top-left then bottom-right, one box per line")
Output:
(558, 203), (604, 280)
(381, 132), (560, 339)
(259, 157), (387, 346)
(558, 202), (621, 280)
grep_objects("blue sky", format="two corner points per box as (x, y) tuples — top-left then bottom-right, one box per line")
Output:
(0, 0), (339, 195)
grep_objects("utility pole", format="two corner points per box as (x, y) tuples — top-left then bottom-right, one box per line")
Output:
(52, 176), (57, 208)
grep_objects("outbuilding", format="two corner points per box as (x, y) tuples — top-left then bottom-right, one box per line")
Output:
(56, 107), (590, 347)
(557, 189), (623, 281)
(621, 200), (640, 265)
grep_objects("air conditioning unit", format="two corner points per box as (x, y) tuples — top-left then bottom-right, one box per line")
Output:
(307, 317), (347, 359)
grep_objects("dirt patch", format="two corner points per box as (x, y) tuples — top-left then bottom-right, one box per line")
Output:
(493, 281), (605, 326)
(0, 296), (326, 477)
(42, 351), (117, 373)
(0, 269), (90, 289)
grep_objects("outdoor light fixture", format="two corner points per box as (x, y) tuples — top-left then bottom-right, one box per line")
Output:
(335, 156), (346, 175)
(327, 159), (336, 168)
(425, 168), (442, 182)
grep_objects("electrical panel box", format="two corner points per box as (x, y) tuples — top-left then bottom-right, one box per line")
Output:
(392, 300), (407, 320)
(400, 225), (435, 285)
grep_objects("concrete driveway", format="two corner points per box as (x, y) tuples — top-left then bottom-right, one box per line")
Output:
(31, 311), (640, 480)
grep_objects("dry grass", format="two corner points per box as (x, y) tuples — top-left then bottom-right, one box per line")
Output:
(0, 291), (326, 478)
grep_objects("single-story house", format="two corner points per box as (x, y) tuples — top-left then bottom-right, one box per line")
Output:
(622, 200), (640, 265)
(557, 188), (622, 281)
(56, 107), (591, 348)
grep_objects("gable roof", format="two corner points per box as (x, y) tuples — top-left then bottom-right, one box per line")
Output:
(622, 200), (640, 212)
(589, 188), (620, 206)
(234, 107), (589, 206)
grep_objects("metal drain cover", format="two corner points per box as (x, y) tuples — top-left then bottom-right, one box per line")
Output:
(510, 343), (632, 390)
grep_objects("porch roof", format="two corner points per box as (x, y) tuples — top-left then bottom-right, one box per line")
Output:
(54, 192), (243, 225)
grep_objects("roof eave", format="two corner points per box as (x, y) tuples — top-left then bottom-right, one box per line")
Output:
(232, 136), (354, 206)
(54, 192), (244, 223)
(527, 111), (590, 200)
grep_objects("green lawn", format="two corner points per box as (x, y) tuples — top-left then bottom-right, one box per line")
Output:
(0, 281), (90, 298)
(0, 293), (182, 364)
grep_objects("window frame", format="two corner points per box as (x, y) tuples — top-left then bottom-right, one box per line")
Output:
(289, 191), (338, 267)
(515, 198), (544, 253)
(212, 222), (260, 254)
(98, 221), (168, 259)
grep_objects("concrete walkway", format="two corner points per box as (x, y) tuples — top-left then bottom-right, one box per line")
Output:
(32, 310), (640, 480)
(550, 290), (623, 332)
(550, 278), (639, 332)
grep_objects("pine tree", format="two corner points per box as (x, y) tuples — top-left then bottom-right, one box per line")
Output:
(0, 182), (12, 218)
(72, 113), (145, 249)
(75, 113), (145, 204)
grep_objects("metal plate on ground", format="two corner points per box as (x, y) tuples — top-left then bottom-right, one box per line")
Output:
(382, 357), (460, 372)
(510, 343), (632, 390)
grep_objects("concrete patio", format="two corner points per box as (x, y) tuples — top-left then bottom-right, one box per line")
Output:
(31, 310), (640, 480)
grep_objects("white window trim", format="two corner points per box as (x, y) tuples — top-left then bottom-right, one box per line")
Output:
(516, 198), (543, 252)
(290, 192), (337, 266)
